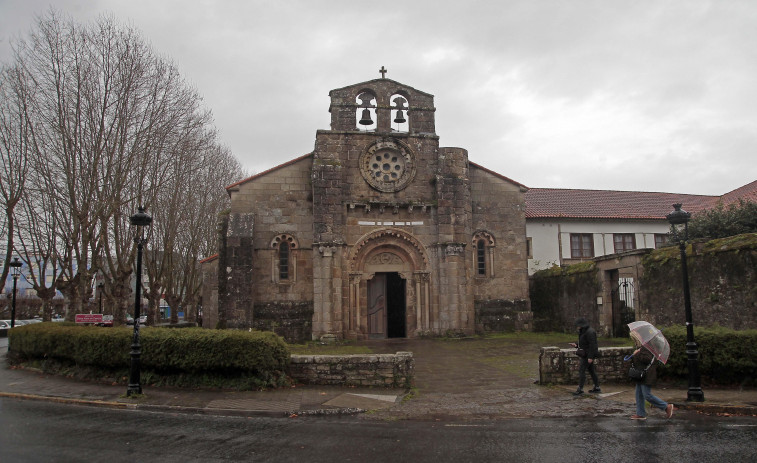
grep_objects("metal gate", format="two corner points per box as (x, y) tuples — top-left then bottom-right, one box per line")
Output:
(611, 277), (636, 337)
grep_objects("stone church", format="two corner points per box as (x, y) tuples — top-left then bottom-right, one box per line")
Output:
(203, 73), (532, 342)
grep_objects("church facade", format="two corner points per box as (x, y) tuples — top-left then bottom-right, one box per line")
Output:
(208, 75), (532, 341)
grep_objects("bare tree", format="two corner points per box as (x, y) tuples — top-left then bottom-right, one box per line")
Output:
(3, 9), (245, 323)
(149, 141), (241, 324)
(0, 64), (31, 290)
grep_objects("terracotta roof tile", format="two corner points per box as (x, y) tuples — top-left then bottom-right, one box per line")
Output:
(525, 188), (719, 220)
(720, 180), (757, 206)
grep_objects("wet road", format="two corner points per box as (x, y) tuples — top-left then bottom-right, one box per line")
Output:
(2, 398), (756, 462)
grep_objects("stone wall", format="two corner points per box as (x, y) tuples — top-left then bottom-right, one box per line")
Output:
(475, 299), (531, 332)
(639, 235), (757, 330)
(217, 212), (255, 329)
(530, 263), (601, 332)
(469, 165), (530, 304)
(199, 256), (218, 329)
(530, 233), (757, 335)
(252, 301), (314, 343)
(288, 352), (414, 388)
(539, 346), (636, 385)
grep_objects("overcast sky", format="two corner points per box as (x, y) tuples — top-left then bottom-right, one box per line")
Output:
(1, 0), (755, 196)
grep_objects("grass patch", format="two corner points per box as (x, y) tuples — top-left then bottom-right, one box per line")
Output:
(287, 340), (374, 355)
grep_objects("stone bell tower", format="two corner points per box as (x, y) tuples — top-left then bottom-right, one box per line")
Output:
(311, 67), (478, 339)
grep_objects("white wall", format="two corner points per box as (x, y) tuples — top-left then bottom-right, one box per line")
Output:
(527, 219), (669, 274)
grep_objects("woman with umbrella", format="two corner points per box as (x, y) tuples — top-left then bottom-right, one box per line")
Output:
(628, 321), (675, 420)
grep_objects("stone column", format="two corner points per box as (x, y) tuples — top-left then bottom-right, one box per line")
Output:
(435, 147), (474, 334)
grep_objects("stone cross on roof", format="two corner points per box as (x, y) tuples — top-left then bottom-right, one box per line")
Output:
(379, 66), (387, 78)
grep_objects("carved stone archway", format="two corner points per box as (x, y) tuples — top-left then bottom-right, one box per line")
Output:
(347, 229), (431, 338)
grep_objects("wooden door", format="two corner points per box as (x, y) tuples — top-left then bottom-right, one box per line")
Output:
(368, 274), (386, 338)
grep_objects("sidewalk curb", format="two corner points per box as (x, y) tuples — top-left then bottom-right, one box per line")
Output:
(672, 401), (757, 416)
(0, 391), (367, 418)
(0, 391), (132, 410)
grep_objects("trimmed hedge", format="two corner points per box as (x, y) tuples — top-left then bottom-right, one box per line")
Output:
(661, 325), (757, 386)
(7, 323), (290, 389)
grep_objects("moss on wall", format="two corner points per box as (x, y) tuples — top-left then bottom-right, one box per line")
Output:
(640, 233), (757, 329)
(530, 262), (600, 332)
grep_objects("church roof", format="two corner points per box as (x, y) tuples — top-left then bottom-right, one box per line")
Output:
(328, 78), (434, 98)
(469, 161), (528, 190)
(225, 153), (313, 192)
(523, 184), (757, 220)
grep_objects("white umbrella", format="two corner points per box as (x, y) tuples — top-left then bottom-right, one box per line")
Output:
(628, 321), (670, 364)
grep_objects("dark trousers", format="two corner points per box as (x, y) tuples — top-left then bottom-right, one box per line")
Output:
(578, 358), (599, 390)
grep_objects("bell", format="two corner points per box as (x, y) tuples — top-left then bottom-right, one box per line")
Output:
(359, 108), (373, 125)
(394, 110), (406, 124)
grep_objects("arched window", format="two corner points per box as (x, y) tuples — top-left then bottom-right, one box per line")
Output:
(279, 241), (290, 280)
(271, 234), (298, 283)
(476, 239), (487, 276)
(472, 231), (496, 278)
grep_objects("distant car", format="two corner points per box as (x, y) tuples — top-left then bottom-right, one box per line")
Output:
(126, 315), (148, 325)
(0, 320), (10, 329)
(25, 319), (43, 324)
(98, 315), (114, 327)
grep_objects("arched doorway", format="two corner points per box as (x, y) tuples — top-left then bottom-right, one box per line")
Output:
(349, 229), (429, 339)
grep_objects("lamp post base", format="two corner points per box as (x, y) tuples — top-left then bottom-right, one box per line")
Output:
(126, 341), (141, 397)
(687, 387), (705, 402)
(126, 383), (142, 396)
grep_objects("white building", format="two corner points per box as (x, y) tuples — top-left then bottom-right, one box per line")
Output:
(525, 181), (757, 274)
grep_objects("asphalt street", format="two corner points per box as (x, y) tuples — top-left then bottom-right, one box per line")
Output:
(1, 398), (756, 463)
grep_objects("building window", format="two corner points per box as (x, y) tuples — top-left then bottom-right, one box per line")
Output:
(654, 234), (668, 249)
(613, 234), (636, 253)
(271, 234), (298, 283)
(526, 237), (533, 259)
(476, 239), (486, 276)
(278, 242), (289, 280)
(472, 231), (495, 278)
(570, 234), (594, 258)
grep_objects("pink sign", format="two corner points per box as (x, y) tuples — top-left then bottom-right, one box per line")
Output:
(75, 314), (103, 324)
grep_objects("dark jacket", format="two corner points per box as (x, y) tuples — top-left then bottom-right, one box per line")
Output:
(632, 347), (658, 386)
(578, 326), (599, 359)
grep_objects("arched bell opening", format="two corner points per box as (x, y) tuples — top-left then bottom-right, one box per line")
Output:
(390, 94), (409, 133)
(356, 91), (377, 131)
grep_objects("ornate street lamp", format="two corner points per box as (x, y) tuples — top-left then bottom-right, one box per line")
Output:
(666, 203), (705, 402)
(9, 257), (22, 328)
(127, 206), (152, 397)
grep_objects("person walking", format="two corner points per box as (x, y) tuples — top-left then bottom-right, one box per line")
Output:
(569, 317), (600, 396)
(629, 331), (674, 420)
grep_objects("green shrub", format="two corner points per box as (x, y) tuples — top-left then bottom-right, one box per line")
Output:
(660, 325), (757, 386)
(7, 323), (290, 389)
(687, 199), (757, 240)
